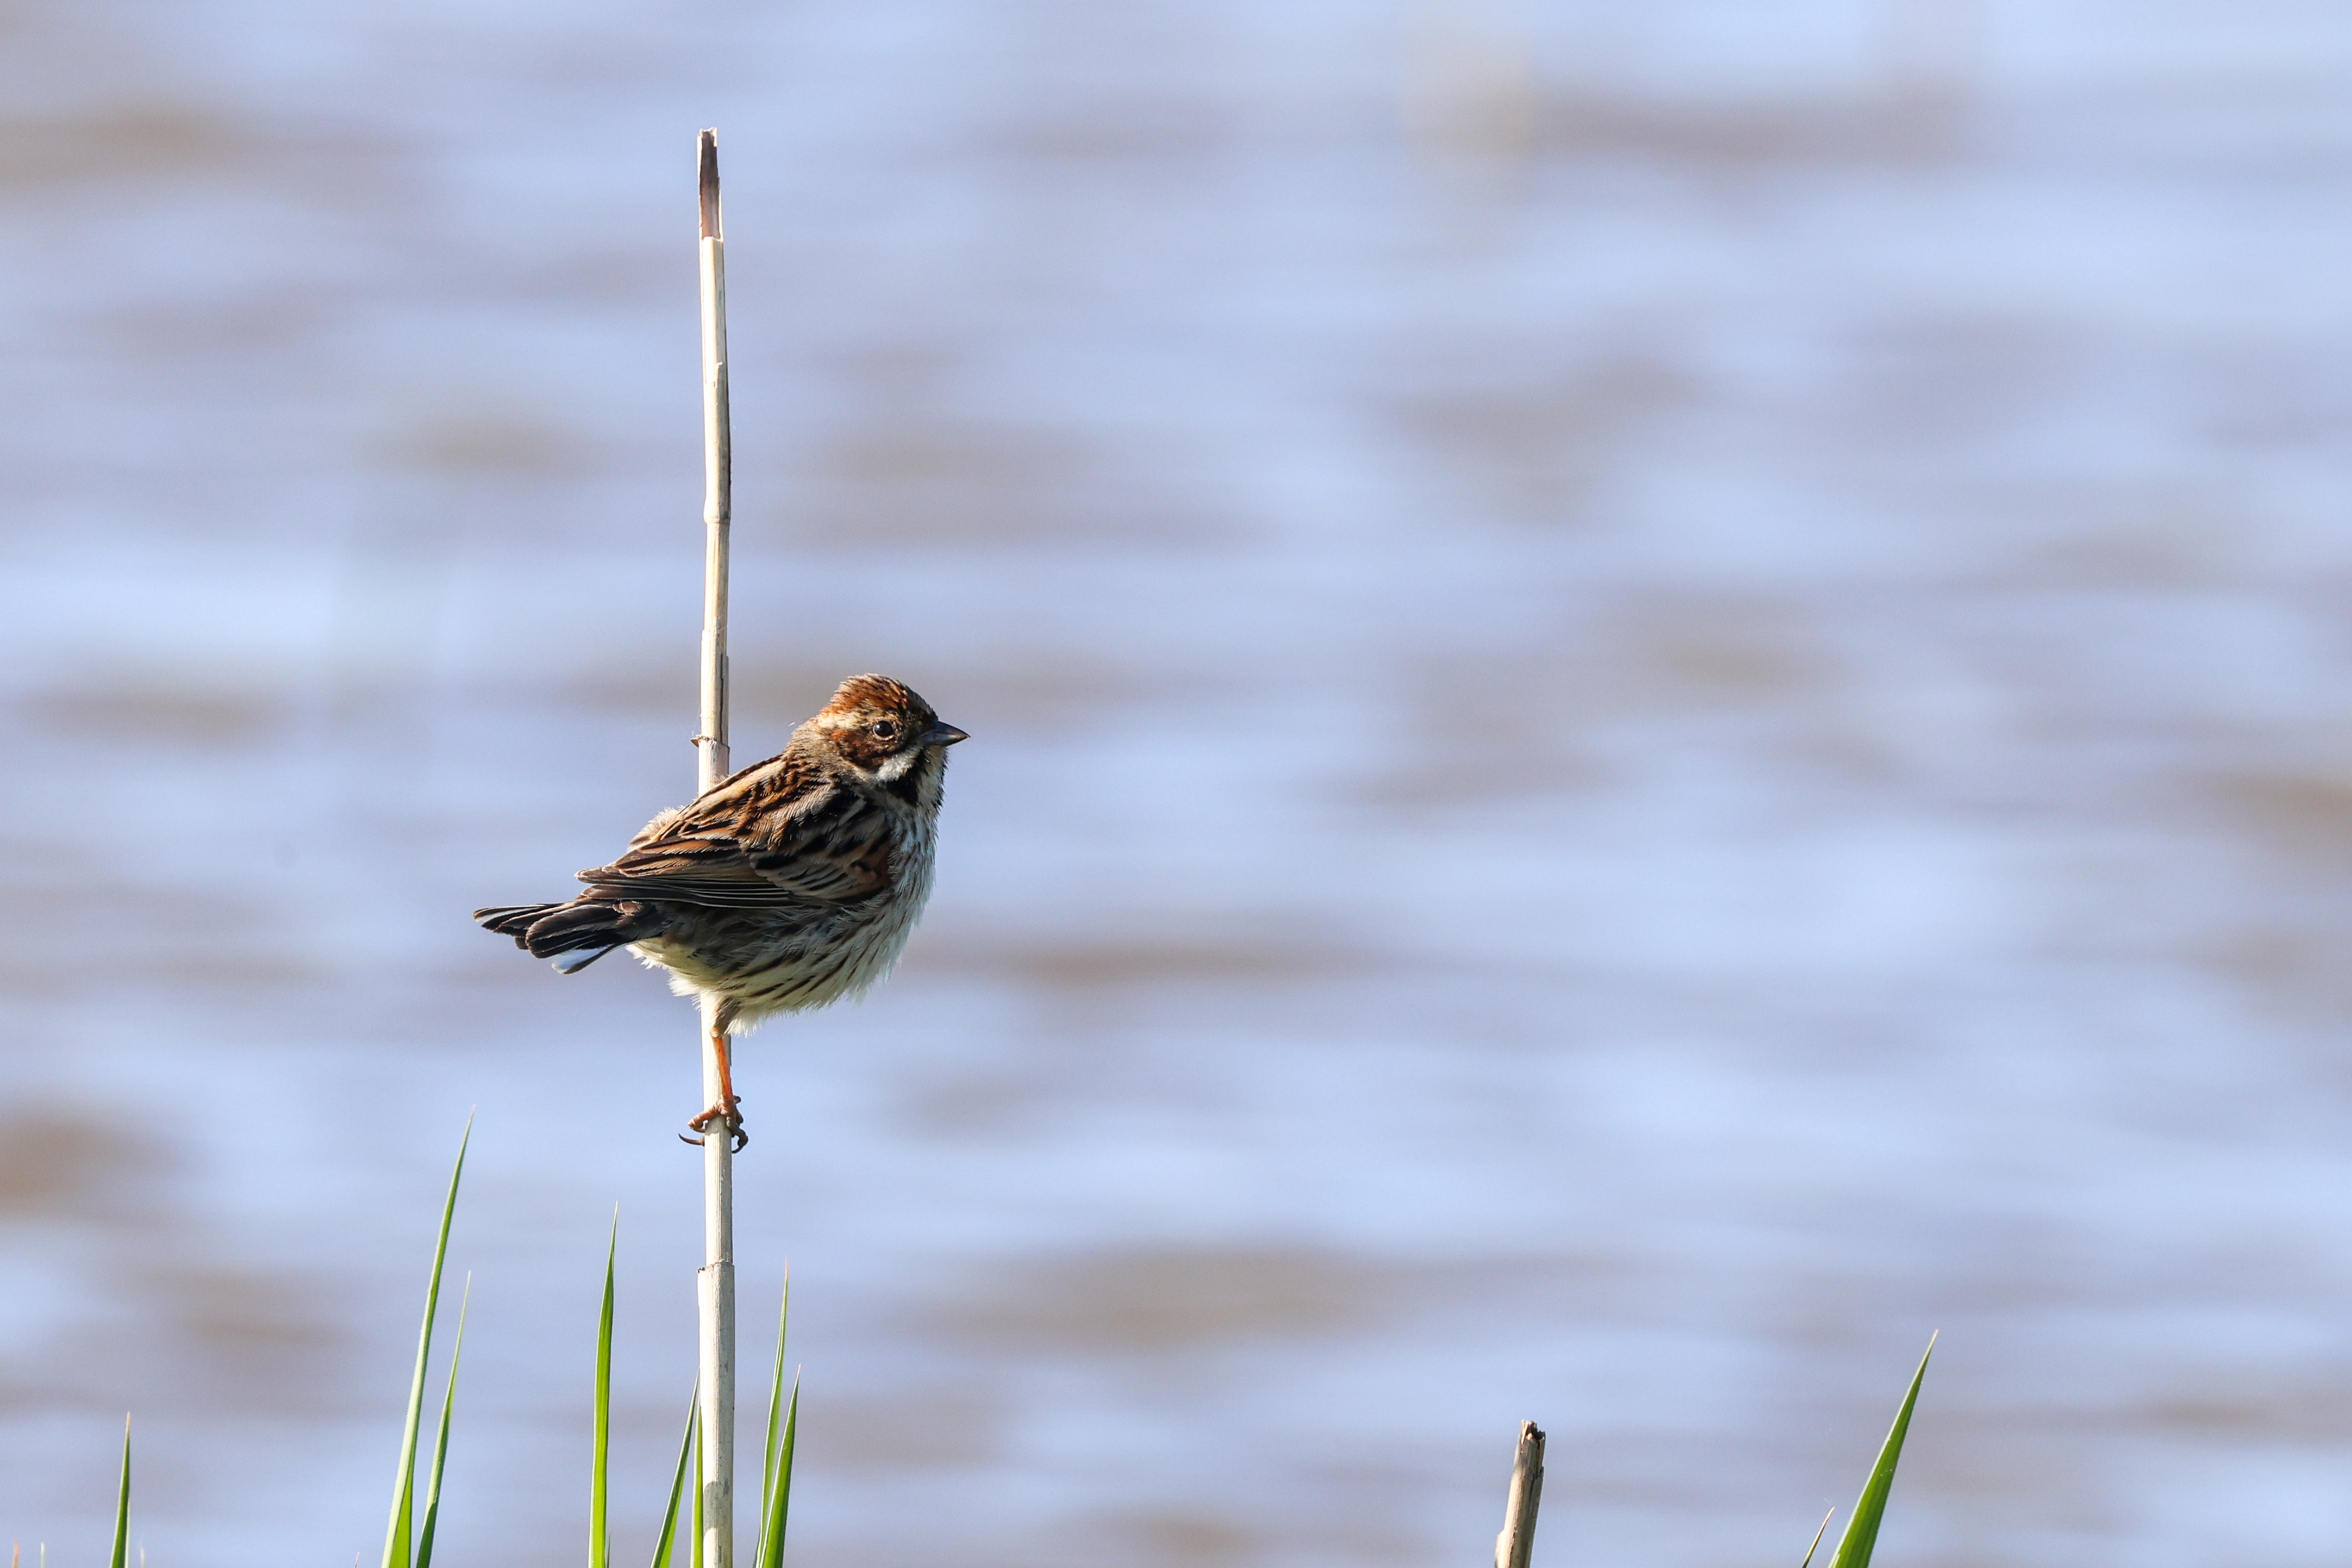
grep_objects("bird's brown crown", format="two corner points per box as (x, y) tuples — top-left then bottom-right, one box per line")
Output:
(820, 674), (930, 722)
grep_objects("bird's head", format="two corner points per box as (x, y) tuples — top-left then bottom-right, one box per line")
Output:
(810, 674), (967, 783)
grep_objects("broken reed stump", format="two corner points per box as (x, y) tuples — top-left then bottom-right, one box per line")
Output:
(1495, 1420), (1546, 1568)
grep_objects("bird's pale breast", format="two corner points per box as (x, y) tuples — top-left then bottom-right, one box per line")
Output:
(633, 787), (938, 1026)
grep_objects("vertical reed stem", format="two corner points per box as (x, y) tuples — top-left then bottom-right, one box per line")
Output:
(1494, 1420), (1545, 1568)
(693, 126), (737, 1568)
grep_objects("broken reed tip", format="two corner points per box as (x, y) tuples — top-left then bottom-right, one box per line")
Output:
(698, 127), (721, 239)
(1495, 1420), (1546, 1568)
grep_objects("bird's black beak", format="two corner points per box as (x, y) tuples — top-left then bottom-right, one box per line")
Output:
(921, 723), (969, 747)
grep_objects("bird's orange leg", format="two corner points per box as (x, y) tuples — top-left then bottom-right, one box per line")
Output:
(683, 1021), (748, 1151)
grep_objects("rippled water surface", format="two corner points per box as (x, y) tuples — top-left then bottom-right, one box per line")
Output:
(3, 2), (2351, 1564)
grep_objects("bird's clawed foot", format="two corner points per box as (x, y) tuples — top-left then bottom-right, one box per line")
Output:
(680, 1096), (747, 1151)
(680, 1019), (746, 1150)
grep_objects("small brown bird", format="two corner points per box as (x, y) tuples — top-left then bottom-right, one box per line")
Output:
(475, 674), (965, 1146)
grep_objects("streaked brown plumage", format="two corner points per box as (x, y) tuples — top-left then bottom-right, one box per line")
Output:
(474, 674), (964, 1141)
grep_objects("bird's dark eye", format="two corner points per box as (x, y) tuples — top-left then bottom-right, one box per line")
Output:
(871, 718), (899, 741)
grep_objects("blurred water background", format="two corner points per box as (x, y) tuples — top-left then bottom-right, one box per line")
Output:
(2, 1), (2350, 1563)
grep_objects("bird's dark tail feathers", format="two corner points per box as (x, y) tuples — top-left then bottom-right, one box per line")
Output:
(473, 898), (669, 975)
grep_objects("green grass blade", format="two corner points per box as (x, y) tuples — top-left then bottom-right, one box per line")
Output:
(415, 1275), (473, 1568)
(107, 1416), (130, 1568)
(649, 1381), (699, 1568)
(753, 1373), (798, 1568)
(758, 1272), (790, 1526)
(689, 1409), (704, 1568)
(1826, 1336), (1936, 1568)
(593, 1210), (618, 1568)
(1798, 1507), (1834, 1568)
(383, 1116), (471, 1568)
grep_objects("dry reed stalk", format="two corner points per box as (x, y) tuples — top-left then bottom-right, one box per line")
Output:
(1494, 1420), (1545, 1568)
(693, 126), (738, 1568)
